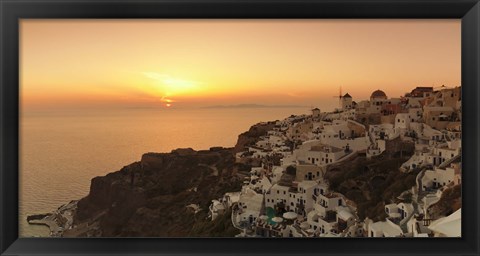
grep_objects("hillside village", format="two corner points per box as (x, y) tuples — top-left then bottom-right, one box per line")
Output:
(208, 86), (462, 238)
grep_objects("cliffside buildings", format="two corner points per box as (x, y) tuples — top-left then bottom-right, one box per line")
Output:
(212, 86), (462, 238)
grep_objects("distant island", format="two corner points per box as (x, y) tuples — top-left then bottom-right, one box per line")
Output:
(202, 104), (308, 109)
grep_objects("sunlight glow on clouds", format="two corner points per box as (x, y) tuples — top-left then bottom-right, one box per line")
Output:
(142, 72), (205, 107)
(143, 72), (203, 96)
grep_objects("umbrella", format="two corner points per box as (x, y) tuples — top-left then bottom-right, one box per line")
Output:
(300, 222), (310, 230)
(271, 217), (283, 223)
(283, 212), (298, 220)
(429, 209), (461, 237)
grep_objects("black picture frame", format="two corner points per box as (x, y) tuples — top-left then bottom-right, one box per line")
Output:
(1, 0), (479, 255)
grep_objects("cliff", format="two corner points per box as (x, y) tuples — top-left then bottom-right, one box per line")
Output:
(233, 121), (276, 153)
(68, 147), (245, 237)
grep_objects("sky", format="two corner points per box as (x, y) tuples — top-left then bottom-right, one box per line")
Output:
(20, 19), (461, 111)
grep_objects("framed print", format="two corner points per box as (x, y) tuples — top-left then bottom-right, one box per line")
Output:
(1, 0), (479, 256)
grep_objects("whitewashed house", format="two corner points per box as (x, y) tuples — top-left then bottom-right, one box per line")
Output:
(420, 166), (456, 190)
(265, 184), (290, 210)
(237, 187), (264, 225)
(367, 219), (403, 237)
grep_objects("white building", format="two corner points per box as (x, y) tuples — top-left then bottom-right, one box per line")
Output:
(265, 184), (290, 210)
(420, 166), (456, 190)
(305, 144), (346, 166)
(286, 180), (320, 214)
(367, 219), (403, 237)
(385, 203), (414, 222)
(237, 187), (264, 225)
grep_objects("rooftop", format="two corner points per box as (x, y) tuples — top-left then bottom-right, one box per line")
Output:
(310, 145), (343, 153)
(371, 90), (387, 99)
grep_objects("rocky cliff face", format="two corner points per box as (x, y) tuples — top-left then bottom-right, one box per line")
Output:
(233, 121), (276, 153)
(71, 147), (244, 237)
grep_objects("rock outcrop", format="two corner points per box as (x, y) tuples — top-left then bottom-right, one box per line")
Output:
(233, 122), (276, 153)
(71, 147), (243, 237)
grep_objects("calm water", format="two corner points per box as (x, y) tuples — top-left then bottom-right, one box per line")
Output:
(19, 107), (308, 237)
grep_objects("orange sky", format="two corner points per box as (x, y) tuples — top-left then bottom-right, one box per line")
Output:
(20, 19), (460, 111)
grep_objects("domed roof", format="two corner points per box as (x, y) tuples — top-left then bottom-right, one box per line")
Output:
(370, 89), (387, 99)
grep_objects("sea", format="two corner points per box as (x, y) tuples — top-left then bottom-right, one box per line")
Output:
(19, 106), (310, 237)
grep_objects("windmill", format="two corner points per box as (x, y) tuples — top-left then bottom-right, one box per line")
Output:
(333, 86), (343, 109)
(433, 84), (452, 91)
